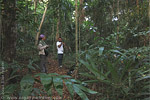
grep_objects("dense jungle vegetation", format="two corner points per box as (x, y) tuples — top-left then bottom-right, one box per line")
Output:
(0, 0), (150, 100)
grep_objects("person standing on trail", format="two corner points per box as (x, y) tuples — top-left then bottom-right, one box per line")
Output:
(56, 37), (64, 68)
(38, 34), (49, 73)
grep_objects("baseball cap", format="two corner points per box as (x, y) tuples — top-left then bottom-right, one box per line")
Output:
(40, 34), (45, 38)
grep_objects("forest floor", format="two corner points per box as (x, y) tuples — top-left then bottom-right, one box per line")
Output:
(32, 55), (71, 100)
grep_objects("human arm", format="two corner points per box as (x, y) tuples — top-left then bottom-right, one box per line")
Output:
(57, 42), (65, 48)
(38, 44), (49, 51)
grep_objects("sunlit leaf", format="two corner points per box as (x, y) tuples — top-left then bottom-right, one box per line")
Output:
(99, 47), (104, 56)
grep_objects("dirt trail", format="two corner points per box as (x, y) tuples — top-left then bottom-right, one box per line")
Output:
(47, 57), (69, 75)
(33, 56), (70, 100)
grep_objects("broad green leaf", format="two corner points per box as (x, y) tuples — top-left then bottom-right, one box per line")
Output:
(80, 59), (110, 82)
(20, 75), (34, 97)
(53, 76), (63, 97)
(44, 82), (53, 93)
(83, 80), (99, 83)
(120, 60), (133, 81)
(68, 79), (82, 84)
(28, 60), (36, 70)
(58, 75), (72, 78)
(79, 59), (99, 77)
(33, 88), (42, 95)
(111, 50), (127, 58)
(106, 60), (119, 84)
(48, 73), (59, 76)
(36, 73), (53, 93)
(64, 79), (74, 99)
(20, 88), (32, 97)
(20, 74), (34, 85)
(35, 73), (47, 77)
(10, 68), (20, 76)
(136, 75), (150, 82)
(6, 75), (20, 82)
(2, 95), (12, 100)
(40, 74), (52, 85)
(122, 85), (130, 95)
(73, 84), (89, 100)
(79, 73), (96, 79)
(74, 84), (97, 94)
(4, 84), (18, 95)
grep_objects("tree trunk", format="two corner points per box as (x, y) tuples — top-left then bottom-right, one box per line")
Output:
(1, 0), (17, 84)
(34, 0), (37, 23)
(74, 0), (79, 79)
(35, 5), (48, 45)
(56, 2), (61, 40)
(0, 9), (2, 55)
(148, 0), (150, 45)
(116, 0), (119, 44)
(111, 0), (114, 19)
(2, 0), (17, 62)
(52, 22), (55, 53)
(136, 0), (139, 15)
(75, 0), (78, 66)
(148, 0), (150, 79)
(56, 18), (60, 40)
(79, 0), (84, 52)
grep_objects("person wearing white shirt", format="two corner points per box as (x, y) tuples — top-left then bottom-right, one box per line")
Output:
(56, 37), (64, 67)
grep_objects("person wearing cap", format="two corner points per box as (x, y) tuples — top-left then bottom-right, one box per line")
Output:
(38, 34), (49, 73)
(56, 37), (65, 68)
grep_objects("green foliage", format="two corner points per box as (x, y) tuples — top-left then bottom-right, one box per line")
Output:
(20, 74), (35, 97)
(1, 0), (150, 100)
(79, 46), (150, 100)
(35, 73), (97, 100)
(4, 84), (18, 96)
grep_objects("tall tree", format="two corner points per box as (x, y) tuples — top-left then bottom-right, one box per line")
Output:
(116, 0), (120, 44)
(0, 2), (2, 55)
(73, 0), (79, 78)
(75, 0), (78, 66)
(136, 0), (139, 15)
(56, 0), (61, 40)
(34, 0), (37, 22)
(1, 0), (17, 84)
(35, 5), (48, 45)
(149, 0), (150, 45)
(34, 0), (37, 23)
(79, 0), (84, 52)
(2, 0), (17, 62)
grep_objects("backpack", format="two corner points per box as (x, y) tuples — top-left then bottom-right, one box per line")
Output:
(44, 49), (49, 56)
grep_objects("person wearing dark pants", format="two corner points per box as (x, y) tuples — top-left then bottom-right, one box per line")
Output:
(58, 54), (63, 67)
(56, 37), (64, 68)
(38, 34), (49, 73)
(40, 55), (46, 72)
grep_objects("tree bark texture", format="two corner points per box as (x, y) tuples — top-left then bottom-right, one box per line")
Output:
(75, 0), (78, 66)
(116, 0), (119, 44)
(0, 6), (2, 55)
(148, 0), (150, 45)
(56, 2), (61, 40)
(2, 0), (17, 62)
(34, 0), (37, 22)
(79, 0), (84, 52)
